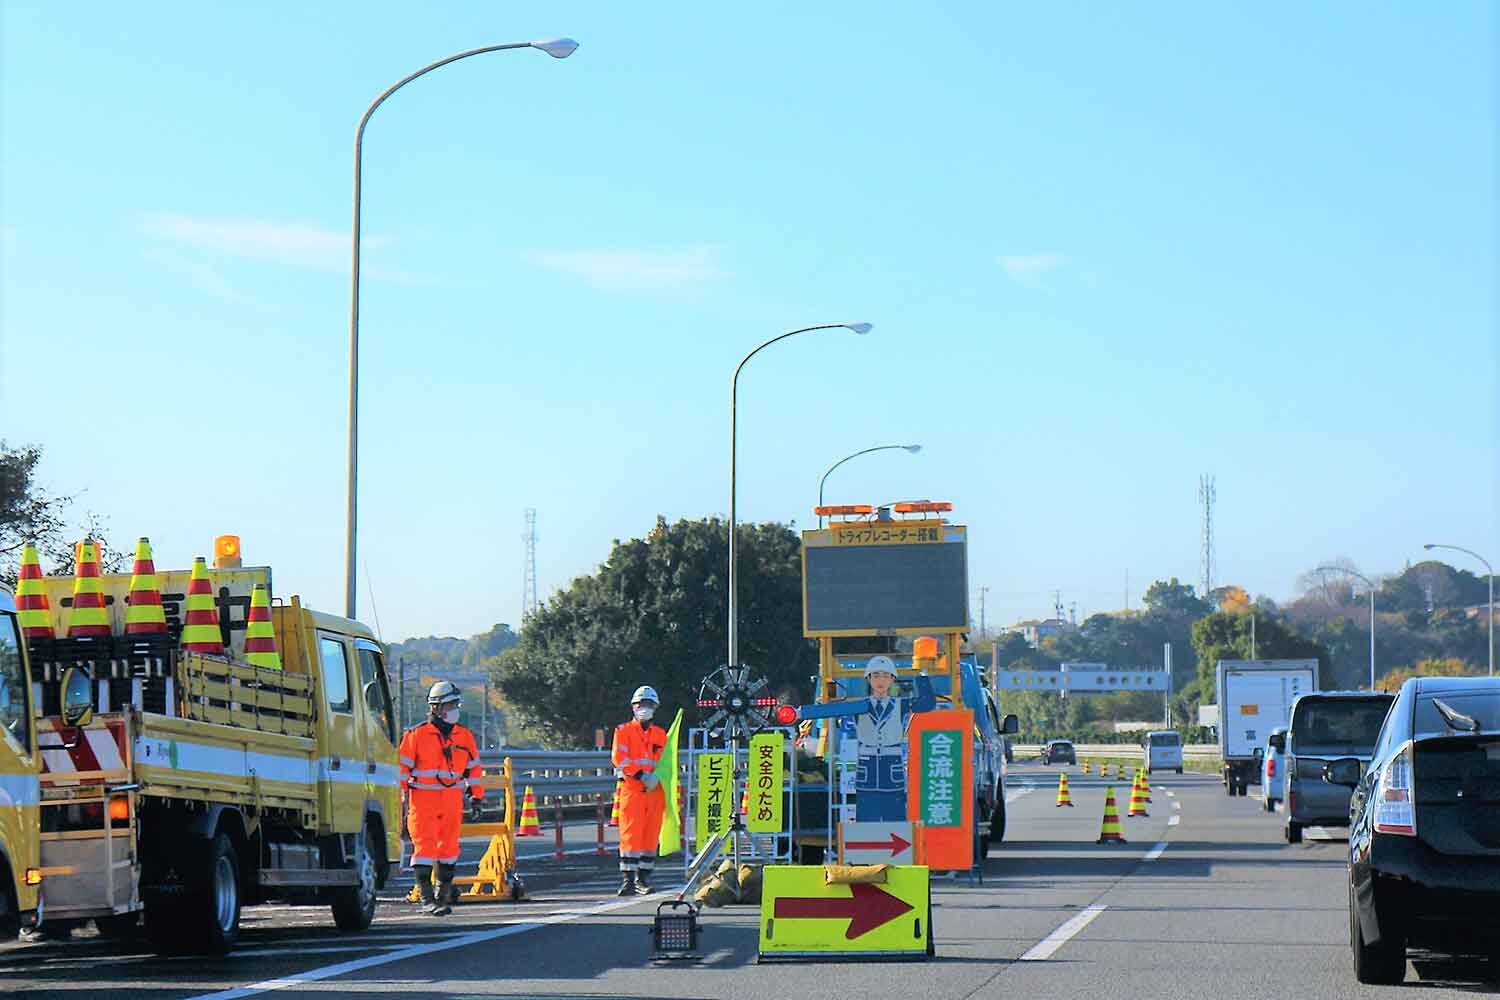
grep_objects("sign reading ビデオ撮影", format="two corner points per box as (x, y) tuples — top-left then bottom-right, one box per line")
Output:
(696, 752), (733, 845)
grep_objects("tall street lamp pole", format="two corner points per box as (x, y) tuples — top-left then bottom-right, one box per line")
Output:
(1424, 543), (1495, 677)
(1316, 565), (1377, 690)
(817, 444), (922, 528)
(345, 38), (579, 619)
(728, 323), (871, 669)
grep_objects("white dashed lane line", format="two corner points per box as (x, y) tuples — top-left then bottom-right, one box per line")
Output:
(1019, 904), (1108, 961)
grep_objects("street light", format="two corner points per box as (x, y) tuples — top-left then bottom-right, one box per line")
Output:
(1315, 565), (1377, 690)
(344, 38), (578, 619)
(728, 323), (872, 670)
(817, 444), (922, 527)
(1424, 543), (1494, 677)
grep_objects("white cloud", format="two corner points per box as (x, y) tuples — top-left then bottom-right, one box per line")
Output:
(142, 215), (385, 273)
(524, 246), (728, 291)
(998, 252), (1069, 283)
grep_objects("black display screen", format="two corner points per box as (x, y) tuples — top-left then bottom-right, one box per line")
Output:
(803, 540), (968, 634)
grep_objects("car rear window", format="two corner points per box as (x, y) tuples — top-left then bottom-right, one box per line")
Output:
(1416, 692), (1500, 735)
(1149, 733), (1180, 747)
(1290, 697), (1392, 756)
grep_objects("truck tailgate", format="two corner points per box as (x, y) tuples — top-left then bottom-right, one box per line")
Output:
(135, 714), (319, 811)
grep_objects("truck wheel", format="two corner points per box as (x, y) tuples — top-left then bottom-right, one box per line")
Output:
(1285, 822), (1303, 844)
(150, 833), (241, 955)
(1263, 795), (1275, 813)
(1175, 767), (1183, 775)
(332, 824), (379, 932)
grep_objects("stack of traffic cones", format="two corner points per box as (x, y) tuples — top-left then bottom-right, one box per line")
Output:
(179, 557), (223, 654)
(15, 544), (53, 641)
(243, 584), (282, 670)
(124, 538), (167, 636)
(517, 786), (541, 836)
(1128, 773), (1150, 817)
(1055, 771), (1074, 807)
(608, 783), (621, 827)
(1097, 787), (1127, 844)
(66, 541), (112, 638)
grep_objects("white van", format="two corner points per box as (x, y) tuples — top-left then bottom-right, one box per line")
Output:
(1144, 730), (1184, 774)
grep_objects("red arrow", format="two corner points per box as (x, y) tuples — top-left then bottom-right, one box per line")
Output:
(844, 832), (912, 857)
(774, 882), (914, 939)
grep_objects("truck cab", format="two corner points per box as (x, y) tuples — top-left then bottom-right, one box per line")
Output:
(0, 587), (41, 937)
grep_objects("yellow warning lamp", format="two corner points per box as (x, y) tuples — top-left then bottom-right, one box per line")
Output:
(24, 868), (42, 886)
(108, 797), (130, 822)
(892, 501), (953, 514)
(214, 535), (243, 569)
(813, 504), (874, 518)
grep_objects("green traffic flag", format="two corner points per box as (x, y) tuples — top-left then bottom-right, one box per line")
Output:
(657, 708), (684, 856)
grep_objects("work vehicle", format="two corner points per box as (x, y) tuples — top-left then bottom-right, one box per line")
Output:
(0, 587), (41, 938)
(1330, 676), (1500, 985)
(1143, 730), (1184, 774)
(1043, 739), (1076, 765)
(1276, 691), (1393, 843)
(1217, 659), (1318, 796)
(24, 538), (400, 953)
(1261, 727), (1286, 812)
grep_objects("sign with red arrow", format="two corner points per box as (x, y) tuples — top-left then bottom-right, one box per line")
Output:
(759, 865), (931, 957)
(839, 821), (919, 865)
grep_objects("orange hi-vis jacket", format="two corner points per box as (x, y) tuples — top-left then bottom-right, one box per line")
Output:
(612, 719), (667, 856)
(399, 720), (483, 866)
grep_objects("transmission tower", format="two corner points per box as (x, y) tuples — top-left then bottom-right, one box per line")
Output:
(522, 508), (538, 619)
(1199, 475), (1216, 601)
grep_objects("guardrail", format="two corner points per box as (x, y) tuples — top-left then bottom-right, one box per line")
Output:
(479, 749), (616, 803)
(1013, 743), (1221, 760)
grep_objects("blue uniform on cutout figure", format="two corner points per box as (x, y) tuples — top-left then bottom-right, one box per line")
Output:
(795, 652), (937, 821)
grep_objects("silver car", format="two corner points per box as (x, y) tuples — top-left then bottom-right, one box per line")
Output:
(1276, 691), (1394, 843)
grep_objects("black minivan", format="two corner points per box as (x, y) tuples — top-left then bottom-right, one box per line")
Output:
(1328, 676), (1500, 984)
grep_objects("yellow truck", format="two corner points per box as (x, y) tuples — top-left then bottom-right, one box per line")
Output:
(0, 586), (42, 938)
(24, 539), (401, 954)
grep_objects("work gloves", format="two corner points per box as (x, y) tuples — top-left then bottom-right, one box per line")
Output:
(641, 771), (661, 792)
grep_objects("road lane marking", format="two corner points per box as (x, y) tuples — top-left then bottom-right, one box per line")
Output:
(517, 846), (609, 860)
(1018, 904), (1107, 961)
(1005, 785), (1034, 805)
(1165, 789), (1175, 797)
(1143, 840), (1169, 861)
(1173, 801), (1181, 810)
(1167, 815), (1180, 827)
(186, 893), (675, 1000)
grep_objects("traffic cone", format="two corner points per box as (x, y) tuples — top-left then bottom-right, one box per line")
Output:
(1113, 762), (1124, 780)
(517, 786), (541, 836)
(179, 556), (223, 654)
(15, 544), (54, 641)
(242, 584), (282, 670)
(1128, 775), (1150, 817)
(608, 782), (621, 827)
(1139, 769), (1152, 803)
(1097, 787), (1127, 844)
(1055, 771), (1074, 807)
(124, 538), (167, 635)
(66, 540), (112, 638)
(1081, 759), (1091, 775)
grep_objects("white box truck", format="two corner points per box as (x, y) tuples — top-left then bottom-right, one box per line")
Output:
(1216, 659), (1318, 797)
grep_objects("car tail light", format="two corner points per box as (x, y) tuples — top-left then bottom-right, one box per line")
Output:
(1266, 757), (1276, 778)
(1373, 742), (1416, 837)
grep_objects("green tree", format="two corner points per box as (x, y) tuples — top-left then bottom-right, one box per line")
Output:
(0, 441), (123, 584)
(1191, 612), (1330, 696)
(492, 517), (814, 747)
(1143, 577), (1211, 619)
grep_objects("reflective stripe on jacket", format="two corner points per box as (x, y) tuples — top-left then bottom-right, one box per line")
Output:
(398, 721), (485, 799)
(611, 720), (666, 784)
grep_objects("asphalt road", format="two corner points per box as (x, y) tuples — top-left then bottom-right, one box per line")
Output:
(6, 763), (1498, 998)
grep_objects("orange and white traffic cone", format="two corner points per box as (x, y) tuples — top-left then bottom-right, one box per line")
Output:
(517, 786), (541, 836)
(1097, 787), (1127, 844)
(124, 538), (168, 636)
(243, 584), (282, 670)
(1055, 771), (1074, 807)
(608, 783), (621, 827)
(1128, 775), (1150, 817)
(179, 557), (223, 654)
(66, 540), (112, 638)
(15, 544), (54, 641)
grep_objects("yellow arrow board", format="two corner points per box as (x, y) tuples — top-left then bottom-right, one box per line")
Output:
(759, 865), (930, 958)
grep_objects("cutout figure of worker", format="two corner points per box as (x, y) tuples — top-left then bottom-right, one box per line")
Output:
(612, 684), (667, 896)
(792, 649), (937, 821)
(399, 680), (484, 915)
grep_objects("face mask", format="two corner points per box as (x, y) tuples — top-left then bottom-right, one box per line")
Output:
(443, 708), (460, 725)
(633, 706), (655, 722)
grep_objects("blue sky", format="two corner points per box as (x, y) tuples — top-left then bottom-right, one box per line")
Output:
(2, 3), (1495, 642)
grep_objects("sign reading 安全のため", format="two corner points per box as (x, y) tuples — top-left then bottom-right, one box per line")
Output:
(696, 753), (733, 845)
(746, 732), (785, 834)
(800, 523), (968, 636)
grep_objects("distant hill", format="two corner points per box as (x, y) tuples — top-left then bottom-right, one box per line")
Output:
(387, 623), (520, 679)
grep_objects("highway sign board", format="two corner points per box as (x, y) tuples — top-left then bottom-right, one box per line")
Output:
(801, 522), (968, 636)
(759, 865), (930, 958)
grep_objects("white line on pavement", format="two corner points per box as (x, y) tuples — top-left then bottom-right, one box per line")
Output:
(1165, 789), (1175, 797)
(517, 846), (608, 860)
(1018, 904), (1107, 961)
(1173, 801), (1181, 810)
(1167, 815), (1180, 827)
(185, 893), (674, 1000)
(1143, 840), (1169, 861)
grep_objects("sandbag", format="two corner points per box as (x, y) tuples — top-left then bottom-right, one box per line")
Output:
(824, 863), (890, 885)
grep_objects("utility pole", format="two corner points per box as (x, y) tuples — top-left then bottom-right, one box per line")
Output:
(522, 508), (539, 620)
(481, 676), (490, 750)
(1199, 475), (1216, 601)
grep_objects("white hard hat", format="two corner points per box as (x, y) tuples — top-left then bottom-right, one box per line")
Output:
(631, 685), (660, 706)
(427, 680), (462, 706)
(864, 655), (898, 678)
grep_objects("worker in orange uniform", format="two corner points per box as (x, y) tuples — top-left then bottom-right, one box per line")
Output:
(399, 680), (484, 915)
(611, 685), (667, 896)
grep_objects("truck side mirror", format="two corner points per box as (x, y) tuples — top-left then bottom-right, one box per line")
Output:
(1268, 733), (1286, 753)
(1323, 758), (1361, 787)
(1000, 714), (1019, 735)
